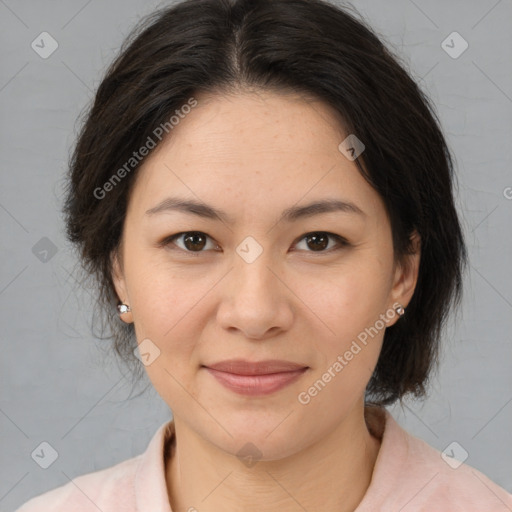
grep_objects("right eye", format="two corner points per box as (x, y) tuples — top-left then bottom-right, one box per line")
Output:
(160, 231), (220, 254)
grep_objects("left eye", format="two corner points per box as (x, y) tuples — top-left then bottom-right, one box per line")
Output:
(160, 231), (348, 254)
(294, 232), (348, 252)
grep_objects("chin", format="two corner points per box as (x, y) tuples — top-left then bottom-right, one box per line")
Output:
(210, 414), (307, 461)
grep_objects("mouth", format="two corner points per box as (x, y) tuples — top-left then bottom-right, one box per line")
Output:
(202, 359), (309, 396)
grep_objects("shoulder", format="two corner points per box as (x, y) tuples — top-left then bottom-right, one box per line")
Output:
(367, 407), (512, 511)
(403, 434), (512, 510)
(15, 419), (173, 512)
(15, 455), (141, 511)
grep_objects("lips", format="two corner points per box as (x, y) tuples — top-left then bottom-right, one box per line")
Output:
(202, 359), (309, 396)
(203, 359), (308, 375)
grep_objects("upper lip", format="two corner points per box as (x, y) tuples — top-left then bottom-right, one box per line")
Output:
(204, 359), (308, 375)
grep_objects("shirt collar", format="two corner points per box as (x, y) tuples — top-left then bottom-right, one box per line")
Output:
(135, 419), (175, 511)
(133, 406), (399, 511)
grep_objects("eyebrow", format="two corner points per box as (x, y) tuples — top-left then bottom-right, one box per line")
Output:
(145, 197), (366, 223)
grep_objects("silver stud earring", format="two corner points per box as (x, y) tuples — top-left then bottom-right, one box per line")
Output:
(117, 304), (131, 315)
(395, 304), (405, 317)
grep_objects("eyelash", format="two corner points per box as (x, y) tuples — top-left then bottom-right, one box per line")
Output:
(159, 231), (350, 256)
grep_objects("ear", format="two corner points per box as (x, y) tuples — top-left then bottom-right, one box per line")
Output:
(111, 250), (133, 324)
(387, 230), (421, 326)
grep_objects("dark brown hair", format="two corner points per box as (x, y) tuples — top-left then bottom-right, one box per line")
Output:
(63, 0), (467, 405)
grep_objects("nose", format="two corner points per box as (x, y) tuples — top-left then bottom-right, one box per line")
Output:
(216, 250), (294, 340)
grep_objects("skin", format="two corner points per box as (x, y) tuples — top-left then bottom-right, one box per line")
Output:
(112, 89), (420, 512)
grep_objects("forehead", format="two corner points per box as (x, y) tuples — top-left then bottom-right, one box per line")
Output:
(128, 90), (385, 223)
(165, 89), (349, 158)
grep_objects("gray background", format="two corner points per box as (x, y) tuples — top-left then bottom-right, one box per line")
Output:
(1, 0), (511, 510)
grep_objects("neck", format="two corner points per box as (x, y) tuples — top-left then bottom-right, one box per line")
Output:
(165, 403), (382, 512)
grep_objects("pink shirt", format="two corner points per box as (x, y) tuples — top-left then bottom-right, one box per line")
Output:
(16, 406), (512, 511)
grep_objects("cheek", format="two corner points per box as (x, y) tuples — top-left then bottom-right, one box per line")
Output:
(127, 266), (203, 403)
(291, 257), (391, 396)
(301, 259), (390, 337)
(124, 242), (188, 329)
(296, 268), (387, 407)
(123, 251), (201, 366)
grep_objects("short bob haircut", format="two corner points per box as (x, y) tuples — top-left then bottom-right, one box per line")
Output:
(63, 0), (467, 406)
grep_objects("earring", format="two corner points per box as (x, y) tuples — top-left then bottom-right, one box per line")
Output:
(395, 304), (405, 317)
(117, 304), (131, 315)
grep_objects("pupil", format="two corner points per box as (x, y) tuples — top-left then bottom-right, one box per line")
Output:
(184, 232), (205, 251)
(307, 233), (328, 251)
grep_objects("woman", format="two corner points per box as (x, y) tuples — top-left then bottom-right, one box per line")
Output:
(17, 0), (512, 510)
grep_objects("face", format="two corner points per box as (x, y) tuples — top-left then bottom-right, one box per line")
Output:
(112, 90), (419, 459)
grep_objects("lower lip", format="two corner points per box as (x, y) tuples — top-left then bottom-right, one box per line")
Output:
(204, 367), (308, 396)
